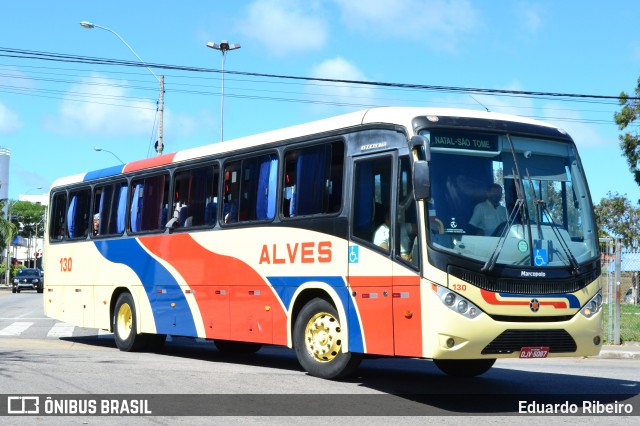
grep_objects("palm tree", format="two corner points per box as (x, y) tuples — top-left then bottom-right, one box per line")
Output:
(1, 195), (17, 284)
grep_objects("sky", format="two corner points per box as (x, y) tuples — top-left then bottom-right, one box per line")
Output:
(1, 0), (639, 206)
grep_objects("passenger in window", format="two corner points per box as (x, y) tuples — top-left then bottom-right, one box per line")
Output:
(57, 227), (65, 240)
(468, 183), (508, 236)
(93, 214), (100, 236)
(373, 212), (391, 250)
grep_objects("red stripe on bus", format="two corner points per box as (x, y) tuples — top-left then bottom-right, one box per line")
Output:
(123, 153), (177, 173)
(139, 234), (287, 345)
(481, 289), (567, 309)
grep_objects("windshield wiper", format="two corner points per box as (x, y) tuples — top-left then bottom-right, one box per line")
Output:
(481, 134), (530, 273)
(524, 168), (581, 274)
(481, 195), (524, 272)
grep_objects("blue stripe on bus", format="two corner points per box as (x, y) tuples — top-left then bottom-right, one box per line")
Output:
(267, 276), (364, 353)
(93, 239), (198, 337)
(499, 292), (581, 309)
(84, 165), (126, 181)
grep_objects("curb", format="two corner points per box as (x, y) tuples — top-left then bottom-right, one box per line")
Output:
(598, 345), (640, 360)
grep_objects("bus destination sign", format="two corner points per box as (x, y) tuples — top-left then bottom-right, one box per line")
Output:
(430, 131), (499, 152)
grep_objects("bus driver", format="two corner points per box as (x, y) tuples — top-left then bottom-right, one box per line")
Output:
(468, 183), (507, 236)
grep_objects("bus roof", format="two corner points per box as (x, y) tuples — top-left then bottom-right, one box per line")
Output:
(50, 107), (561, 190)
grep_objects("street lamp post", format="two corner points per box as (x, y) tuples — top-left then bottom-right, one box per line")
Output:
(80, 21), (164, 155)
(94, 147), (125, 164)
(206, 40), (241, 142)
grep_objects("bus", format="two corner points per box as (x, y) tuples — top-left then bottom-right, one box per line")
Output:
(44, 107), (603, 379)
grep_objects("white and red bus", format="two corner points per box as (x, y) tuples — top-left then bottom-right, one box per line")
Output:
(44, 107), (603, 378)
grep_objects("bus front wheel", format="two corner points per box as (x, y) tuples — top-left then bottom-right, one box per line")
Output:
(293, 298), (361, 380)
(433, 358), (496, 377)
(113, 292), (148, 352)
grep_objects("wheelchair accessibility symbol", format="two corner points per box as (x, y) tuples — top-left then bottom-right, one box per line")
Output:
(349, 246), (359, 263)
(534, 249), (548, 266)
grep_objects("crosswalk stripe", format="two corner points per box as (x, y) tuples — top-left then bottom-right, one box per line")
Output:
(46, 323), (75, 338)
(0, 321), (34, 336)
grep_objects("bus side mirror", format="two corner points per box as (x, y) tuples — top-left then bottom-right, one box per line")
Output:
(413, 160), (431, 200)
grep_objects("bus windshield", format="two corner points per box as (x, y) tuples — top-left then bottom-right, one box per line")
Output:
(423, 129), (598, 268)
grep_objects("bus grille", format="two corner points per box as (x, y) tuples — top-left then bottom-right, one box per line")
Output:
(481, 329), (577, 355)
(448, 265), (600, 295)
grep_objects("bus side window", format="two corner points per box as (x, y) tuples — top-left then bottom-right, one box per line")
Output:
(223, 163), (241, 223)
(397, 156), (419, 265)
(67, 188), (91, 239)
(352, 155), (392, 251)
(283, 141), (344, 218)
(173, 164), (218, 228)
(50, 191), (67, 241)
(93, 182), (127, 236)
(130, 174), (169, 233)
(223, 154), (277, 224)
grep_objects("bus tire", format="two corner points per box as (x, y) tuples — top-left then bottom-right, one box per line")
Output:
(113, 292), (148, 352)
(433, 358), (496, 377)
(293, 297), (361, 380)
(214, 339), (262, 354)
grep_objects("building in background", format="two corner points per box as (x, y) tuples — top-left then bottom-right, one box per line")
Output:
(0, 147), (8, 217)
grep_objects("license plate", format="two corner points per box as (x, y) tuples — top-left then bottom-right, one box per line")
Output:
(519, 346), (549, 359)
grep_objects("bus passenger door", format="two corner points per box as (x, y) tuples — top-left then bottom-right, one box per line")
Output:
(392, 155), (423, 357)
(348, 154), (394, 356)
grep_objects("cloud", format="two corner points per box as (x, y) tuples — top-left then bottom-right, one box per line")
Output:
(0, 102), (22, 134)
(45, 73), (159, 137)
(332, 0), (480, 52)
(307, 57), (376, 110)
(516, 3), (544, 33)
(239, 0), (328, 57)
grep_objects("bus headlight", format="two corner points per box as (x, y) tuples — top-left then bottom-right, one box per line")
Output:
(433, 284), (483, 319)
(580, 290), (603, 318)
(444, 293), (456, 306)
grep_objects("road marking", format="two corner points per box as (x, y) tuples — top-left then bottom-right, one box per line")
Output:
(0, 321), (34, 336)
(46, 323), (75, 338)
(0, 318), (50, 320)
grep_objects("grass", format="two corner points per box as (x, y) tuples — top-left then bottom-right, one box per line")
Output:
(602, 303), (640, 344)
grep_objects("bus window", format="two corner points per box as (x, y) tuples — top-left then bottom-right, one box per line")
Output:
(130, 174), (169, 233)
(283, 141), (344, 218)
(223, 153), (278, 224)
(49, 191), (67, 241)
(93, 182), (127, 236)
(397, 156), (418, 265)
(172, 164), (219, 228)
(352, 155), (393, 251)
(67, 188), (91, 239)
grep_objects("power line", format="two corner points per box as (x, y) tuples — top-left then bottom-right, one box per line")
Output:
(1, 46), (636, 102)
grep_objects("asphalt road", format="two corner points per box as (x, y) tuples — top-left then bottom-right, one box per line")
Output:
(0, 289), (638, 424)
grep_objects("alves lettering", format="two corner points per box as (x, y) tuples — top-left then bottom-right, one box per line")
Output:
(259, 241), (332, 264)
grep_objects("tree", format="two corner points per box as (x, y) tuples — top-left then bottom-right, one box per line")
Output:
(0, 187), (17, 256)
(11, 200), (46, 240)
(614, 76), (640, 193)
(594, 191), (640, 248)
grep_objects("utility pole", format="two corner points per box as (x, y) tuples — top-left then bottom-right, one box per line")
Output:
(157, 75), (164, 154)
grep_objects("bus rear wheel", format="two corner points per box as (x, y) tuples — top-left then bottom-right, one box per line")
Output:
(293, 298), (361, 380)
(113, 292), (148, 352)
(433, 358), (496, 377)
